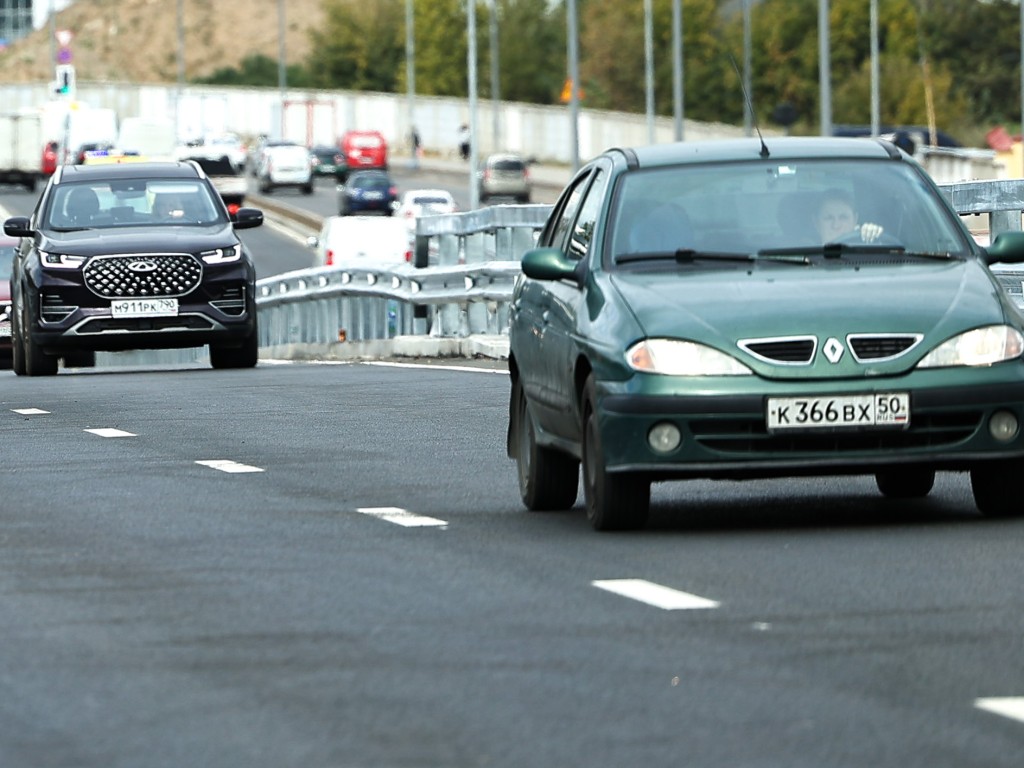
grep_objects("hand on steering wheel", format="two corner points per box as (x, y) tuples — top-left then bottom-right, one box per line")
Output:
(857, 222), (884, 243)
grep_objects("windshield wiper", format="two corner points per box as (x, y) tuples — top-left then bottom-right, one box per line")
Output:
(617, 249), (756, 265)
(617, 249), (810, 266)
(758, 244), (960, 261)
(48, 226), (92, 233)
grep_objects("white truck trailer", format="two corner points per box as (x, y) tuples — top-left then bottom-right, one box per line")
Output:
(0, 110), (43, 193)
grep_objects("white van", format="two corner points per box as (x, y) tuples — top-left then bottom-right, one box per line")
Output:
(308, 216), (411, 268)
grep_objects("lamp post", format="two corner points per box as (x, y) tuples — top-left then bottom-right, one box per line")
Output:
(406, 0), (416, 168)
(644, 0), (654, 144)
(870, 0), (879, 137)
(818, 0), (832, 136)
(672, 0), (684, 142)
(567, 0), (580, 172)
(490, 0), (500, 151)
(278, 0), (287, 137)
(467, 0), (479, 210)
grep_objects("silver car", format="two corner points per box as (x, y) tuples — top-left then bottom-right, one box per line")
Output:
(478, 153), (532, 203)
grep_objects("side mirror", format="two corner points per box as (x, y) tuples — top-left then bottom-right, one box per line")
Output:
(3, 216), (32, 238)
(231, 207), (263, 230)
(521, 247), (583, 286)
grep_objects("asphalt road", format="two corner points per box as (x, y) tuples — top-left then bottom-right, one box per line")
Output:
(1, 179), (1024, 767)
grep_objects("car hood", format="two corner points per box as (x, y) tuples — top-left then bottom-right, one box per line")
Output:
(608, 259), (1012, 376)
(37, 224), (238, 257)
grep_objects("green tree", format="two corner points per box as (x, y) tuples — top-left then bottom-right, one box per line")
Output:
(306, 0), (405, 92)
(195, 54), (311, 88)
(493, 0), (566, 105)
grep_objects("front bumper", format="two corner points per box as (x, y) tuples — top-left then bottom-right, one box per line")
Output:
(26, 262), (255, 353)
(594, 367), (1024, 479)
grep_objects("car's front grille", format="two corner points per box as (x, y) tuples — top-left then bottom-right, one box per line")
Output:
(691, 410), (981, 454)
(848, 334), (922, 362)
(83, 253), (203, 299)
(739, 336), (816, 364)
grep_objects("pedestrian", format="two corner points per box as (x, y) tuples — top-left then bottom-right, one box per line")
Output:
(411, 126), (421, 170)
(458, 124), (470, 161)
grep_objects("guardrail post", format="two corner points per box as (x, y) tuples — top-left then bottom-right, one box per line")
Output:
(464, 231), (487, 334)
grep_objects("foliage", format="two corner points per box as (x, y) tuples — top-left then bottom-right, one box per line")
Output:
(195, 54), (312, 88)
(196, 0), (1024, 140)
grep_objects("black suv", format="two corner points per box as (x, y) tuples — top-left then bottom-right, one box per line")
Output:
(2, 161), (263, 376)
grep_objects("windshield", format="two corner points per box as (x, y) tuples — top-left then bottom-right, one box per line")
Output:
(43, 179), (227, 230)
(608, 158), (969, 267)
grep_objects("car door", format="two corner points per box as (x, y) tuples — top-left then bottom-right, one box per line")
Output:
(511, 169), (593, 420)
(540, 165), (611, 438)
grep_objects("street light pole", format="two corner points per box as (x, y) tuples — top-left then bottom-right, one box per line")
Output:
(467, 0), (479, 210)
(870, 0), (879, 137)
(743, 0), (752, 136)
(567, 0), (580, 172)
(672, 0), (684, 142)
(490, 0), (500, 151)
(278, 0), (287, 137)
(818, 0), (832, 136)
(406, 0), (416, 167)
(644, 0), (654, 144)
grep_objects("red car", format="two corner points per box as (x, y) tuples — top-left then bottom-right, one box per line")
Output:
(337, 130), (388, 182)
(0, 233), (15, 367)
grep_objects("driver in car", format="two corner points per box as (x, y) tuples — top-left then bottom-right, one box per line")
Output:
(815, 188), (884, 244)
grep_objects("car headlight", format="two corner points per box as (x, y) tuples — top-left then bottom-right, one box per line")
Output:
(199, 245), (241, 264)
(916, 325), (1024, 368)
(626, 339), (753, 376)
(39, 250), (87, 269)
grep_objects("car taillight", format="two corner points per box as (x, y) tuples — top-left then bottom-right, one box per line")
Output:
(389, 186), (398, 197)
(326, 250), (334, 266)
(405, 249), (412, 262)
(227, 203), (240, 215)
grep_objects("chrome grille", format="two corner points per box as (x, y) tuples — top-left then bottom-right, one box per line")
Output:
(848, 334), (922, 362)
(83, 253), (203, 299)
(738, 336), (816, 365)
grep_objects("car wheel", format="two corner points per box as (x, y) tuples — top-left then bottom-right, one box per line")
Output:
(62, 350), (96, 368)
(209, 324), (258, 369)
(21, 300), (57, 376)
(10, 302), (25, 376)
(875, 468), (935, 498)
(512, 378), (579, 511)
(970, 460), (1024, 517)
(582, 375), (649, 531)
(302, 182), (313, 195)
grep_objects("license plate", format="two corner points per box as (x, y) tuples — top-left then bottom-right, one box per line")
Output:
(0, 321), (10, 337)
(111, 298), (179, 317)
(767, 392), (910, 430)
(365, 191), (384, 200)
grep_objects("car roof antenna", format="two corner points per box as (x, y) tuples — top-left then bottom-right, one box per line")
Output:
(730, 54), (770, 159)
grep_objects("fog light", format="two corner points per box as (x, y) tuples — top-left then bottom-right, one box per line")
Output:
(989, 410), (1019, 442)
(648, 422), (682, 454)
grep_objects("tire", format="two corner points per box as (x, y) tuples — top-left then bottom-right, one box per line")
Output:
(21, 298), (57, 376)
(511, 379), (579, 511)
(581, 375), (649, 531)
(62, 350), (96, 368)
(971, 460), (1024, 517)
(10, 301), (25, 376)
(875, 468), (935, 499)
(302, 182), (313, 195)
(209, 325), (258, 369)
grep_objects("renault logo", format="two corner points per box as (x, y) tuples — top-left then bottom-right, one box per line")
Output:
(823, 337), (845, 363)
(126, 260), (158, 273)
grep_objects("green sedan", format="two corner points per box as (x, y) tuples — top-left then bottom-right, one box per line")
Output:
(507, 136), (1024, 531)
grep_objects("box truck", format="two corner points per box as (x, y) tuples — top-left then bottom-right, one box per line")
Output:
(0, 110), (44, 192)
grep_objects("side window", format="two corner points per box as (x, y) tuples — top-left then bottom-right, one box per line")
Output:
(542, 171), (591, 249)
(567, 169), (608, 261)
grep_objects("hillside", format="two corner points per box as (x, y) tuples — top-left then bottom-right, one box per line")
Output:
(0, 0), (325, 84)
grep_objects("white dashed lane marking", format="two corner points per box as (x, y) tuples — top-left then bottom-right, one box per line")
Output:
(357, 507), (448, 528)
(592, 579), (720, 610)
(976, 698), (1024, 723)
(196, 460), (265, 474)
(85, 428), (136, 438)
(12, 408), (50, 415)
